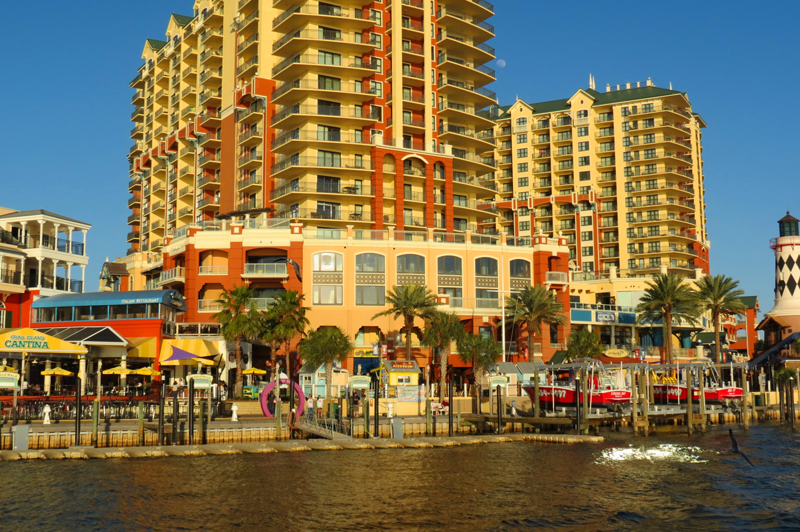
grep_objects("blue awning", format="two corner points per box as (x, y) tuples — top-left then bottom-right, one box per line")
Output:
(32, 290), (187, 311)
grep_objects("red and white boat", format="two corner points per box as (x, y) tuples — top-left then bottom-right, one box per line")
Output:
(527, 384), (632, 407)
(522, 360), (632, 410)
(652, 362), (743, 404)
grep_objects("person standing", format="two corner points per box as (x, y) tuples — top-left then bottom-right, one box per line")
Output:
(316, 395), (324, 420)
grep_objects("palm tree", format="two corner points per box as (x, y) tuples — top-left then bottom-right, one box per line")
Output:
(299, 327), (354, 400)
(457, 333), (502, 397)
(506, 285), (567, 359)
(213, 285), (260, 397)
(422, 311), (466, 401)
(266, 291), (310, 381)
(373, 284), (439, 361)
(694, 275), (746, 363)
(636, 273), (700, 364)
(565, 328), (604, 362)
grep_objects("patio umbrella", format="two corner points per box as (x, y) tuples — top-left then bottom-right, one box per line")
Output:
(0, 365), (18, 372)
(132, 366), (161, 377)
(42, 367), (75, 377)
(102, 366), (133, 395)
(242, 367), (267, 386)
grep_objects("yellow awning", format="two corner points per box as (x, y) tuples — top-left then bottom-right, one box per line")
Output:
(160, 339), (221, 366)
(41, 367), (75, 377)
(127, 337), (158, 358)
(103, 366), (133, 375)
(242, 367), (267, 375)
(132, 366), (161, 376)
(0, 328), (87, 355)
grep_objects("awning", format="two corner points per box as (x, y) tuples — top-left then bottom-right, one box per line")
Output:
(515, 361), (546, 374)
(547, 350), (569, 364)
(160, 339), (221, 366)
(694, 331), (727, 345)
(127, 337), (158, 358)
(0, 328), (87, 355)
(32, 289), (187, 311)
(36, 326), (128, 347)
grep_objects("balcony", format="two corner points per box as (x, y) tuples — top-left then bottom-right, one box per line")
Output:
(270, 182), (374, 201)
(238, 150), (263, 168)
(158, 267), (186, 285)
(545, 272), (568, 284)
(199, 265), (228, 276)
(270, 156), (372, 177)
(275, 208), (374, 223)
(237, 173), (263, 192)
(242, 263), (289, 279)
(272, 54), (379, 79)
(272, 104), (380, 128)
(198, 196), (220, 209)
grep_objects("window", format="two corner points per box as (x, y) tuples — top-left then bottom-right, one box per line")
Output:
(313, 285), (343, 305)
(538, 134), (549, 143)
(578, 156), (590, 166)
(476, 289), (498, 307)
(318, 75), (341, 91)
(397, 254), (425, 273)
(579, 186), (590, 195)
(649, 257), (662, 268)
(581, 231), (593, 241)
(582, 246), (594, 257)
(642, 103), (654, 113)
(581, 216), (593, 226)
(517, 163), (529, 173)
(578, 141), (589, 152)
(519, 207), (530, 216)
(509, 259), (531, 278)
(644, 149), (657, 159)
(438, 256), (462, 275)
(356, 286), (385, 305)
(475, 257), (498, 276)
(581, 262), (594, 272)
(318, 50), (342, 66)
(516, 117), (527, 126)
(517, 148), (528, 158)
(643, 133), (656, 144)
(518, 177), (529, 187)
(313, 252), (343, 272)
(577, 127), (588, 137)
(516, 133), (527, 144)
(355, 253), (385, 272)
(579, 171), (590, 181)
(643, 119), (655, 128)
(519, 221), (530, 231)
(518, 192), (529, 201)
(110, 305), (127, 320)
(576, 110), (588, 118)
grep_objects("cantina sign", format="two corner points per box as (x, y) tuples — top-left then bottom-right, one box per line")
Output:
(4, 334), (48, 350)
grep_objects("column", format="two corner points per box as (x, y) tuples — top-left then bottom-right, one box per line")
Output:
(38, 221), (45, 248)
(66, 262), (74, 292)
(0, 255), (4, 282)
(68, 227), (74, 254)
(81, 229), (88, 256)
(95, 358), (103, 398)
(120, 357), (128, 394)
(79, 356), (87, 396)
(53, 223), (61, 252)
(37, 258), (43, 288)
(52, 259), (59, 290)
(18, 258), (24, 286)
(44, 360), (52, 395)
(81, 265), (86, 293)
(20, 221), (27, 247)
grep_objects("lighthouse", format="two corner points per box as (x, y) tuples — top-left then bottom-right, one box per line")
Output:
(760, 212), (800, 346)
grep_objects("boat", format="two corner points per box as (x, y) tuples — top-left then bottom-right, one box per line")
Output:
(522, 360), (632, 410)
(651, 361), (743, 404)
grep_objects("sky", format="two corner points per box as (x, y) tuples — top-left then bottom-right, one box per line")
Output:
(1, 0), (798, 313)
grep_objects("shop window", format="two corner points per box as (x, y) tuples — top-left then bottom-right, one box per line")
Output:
(128, 304), (147, 319)
(147, 304), (160, 318)
(38, 308), (55, 322)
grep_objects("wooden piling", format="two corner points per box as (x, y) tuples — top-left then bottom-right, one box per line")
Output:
(581, 370), (589, 435)
(137, 401), (145, 446)
(640, 371), (649, 436)
(698, 371), (707, 433)
(631, 368), (639, 436)
(686, 368), (693, 436)
(533, 369), (541, 420)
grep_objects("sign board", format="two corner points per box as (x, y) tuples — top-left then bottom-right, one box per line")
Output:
(488, 376), (508, 389)
(187, 374), (213, 390)
(0, 371), (20, 390)
(381, 344), (388, 357)
(349, 375), (371, 390)
(596, 311), (616, 323)
(353, 348), (378, 358)
(390, 361), (416, 371)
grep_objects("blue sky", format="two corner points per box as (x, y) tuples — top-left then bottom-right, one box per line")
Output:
(2, 0), (797, 312)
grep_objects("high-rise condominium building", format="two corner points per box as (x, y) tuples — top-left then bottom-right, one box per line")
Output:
(483, 79), (710, 278)
(126, 0), (499, 254)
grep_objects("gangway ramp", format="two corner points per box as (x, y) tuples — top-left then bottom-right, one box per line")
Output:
(298, 418), (352, 440)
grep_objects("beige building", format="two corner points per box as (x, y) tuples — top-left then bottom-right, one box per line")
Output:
(484, 78), (709, 279)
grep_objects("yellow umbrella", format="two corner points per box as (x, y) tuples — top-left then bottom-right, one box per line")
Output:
(132, 366), (161, 377)
(242, 368), (267, 375)
(0, 365), (18, 373)
(42, 367), (75, 377)
(103, 366), (133, 375)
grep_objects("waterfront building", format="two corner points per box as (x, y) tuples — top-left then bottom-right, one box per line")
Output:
(483, 79), (709, 278)
(0, 207), (91, 328)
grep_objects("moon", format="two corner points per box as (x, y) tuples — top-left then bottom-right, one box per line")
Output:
(497, 59), (507, 68)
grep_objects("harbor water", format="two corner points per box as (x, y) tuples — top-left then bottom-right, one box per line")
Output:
(1, 425), (798, 531)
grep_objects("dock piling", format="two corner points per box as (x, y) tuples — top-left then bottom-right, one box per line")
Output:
(686, 368), (693, 436)
(92, 400), (99, 447)
(631, 370), (638, 436)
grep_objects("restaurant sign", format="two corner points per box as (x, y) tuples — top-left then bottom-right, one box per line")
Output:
(488, 376), (508, 389)
(0, 371), (20, 390)
(4, 334), (49, 350)
(390, 361), (416, 371)
(349, 375), (371, 390)
(187, 374), (213, 390)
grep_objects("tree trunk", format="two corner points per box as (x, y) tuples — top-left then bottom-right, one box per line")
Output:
(270, 339), (279, 380)
(325, 361), (333, 401)
(405, 316), (413, 361)
(235, 335), (243, 398)
(284, 340), (292, 384)
(528, 319), (536, 362)
(713, 309), (721, 363)
(664, 309), (673, 365)
(439, 345), (449, 402)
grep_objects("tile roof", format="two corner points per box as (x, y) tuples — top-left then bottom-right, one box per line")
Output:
(0, 209), (89, 226)
(172, 14), (194, 25)
(146, 39), (168, 50)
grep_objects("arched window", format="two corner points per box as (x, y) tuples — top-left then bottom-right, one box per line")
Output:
(509, 259), (531, 279)
(438, 256), (462, 275)
(475, 257), (498, 277)
(397, 254), (425, 274)
(312, 252), (343, 272)
(356, 253), (385, 273)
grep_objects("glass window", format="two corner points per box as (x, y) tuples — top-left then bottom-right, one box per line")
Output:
(313, 252), (343, 272)
(578, 142), (589, 152)
(518, 177), (529, 187)
(577, 127), (588, 137)
(92, 306), (109, 320)
(516, 134), (527, 144)
(313, 285), (343, 305)
(356, 253), (385, 273)
(517, 163), (528, 173)
(148, 304), (160, 318)
(509, 259), (530, 278)
(56, 307), (73, 322)
(110, 305), (127, 319)
(76, 306), (92, 321)
(128, 304), (147, 319)
(516, 117), (527, 126)
(438, 256), (462, 275)
(475, 257), (498, 277)
(517, 148), (528, 158)
(356, 286), (385, 305)
(397, 254), (425, 274)
(38, 308), (55, 322)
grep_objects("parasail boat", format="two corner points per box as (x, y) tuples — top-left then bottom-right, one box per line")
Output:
(652, 360), (743, 404)
(522, 359), (632, 410)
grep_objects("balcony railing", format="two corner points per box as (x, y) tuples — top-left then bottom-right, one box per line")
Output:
(243, 263), (288, 276)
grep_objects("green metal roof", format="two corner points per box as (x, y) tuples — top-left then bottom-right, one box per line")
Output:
(529, 98), (570, 114)
(695, 332), (727, 345)
(146, 39), (167, 50)
(739, 296), (759, 309)
(172, 13), (194, 25)
(547, 350), (569, 364)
